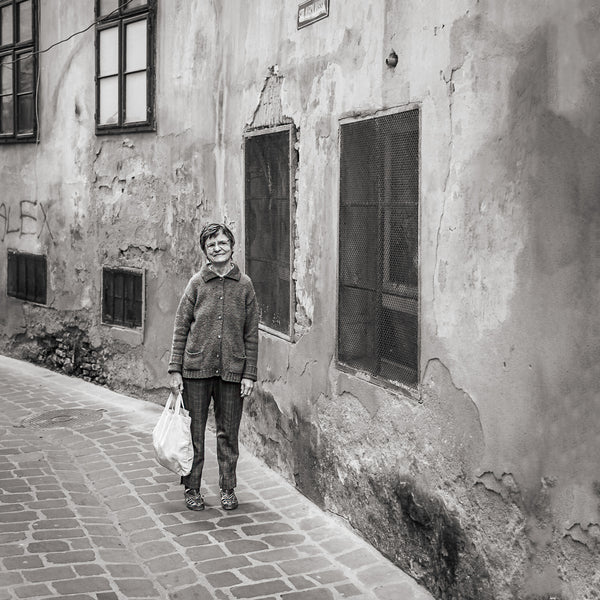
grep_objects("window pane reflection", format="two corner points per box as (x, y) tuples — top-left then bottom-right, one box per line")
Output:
(99, 76), (118, 124)
(1, 4), (13, 46)
(17, 94), (32, 132)
(99, 27), (119, 76)
(99, 0), (119, 17)
(125, 19), (146, 72)
(1, 56), (12, 93)
(18, 0), (32, 42)
(126, 0), (147, 9)
(17, 53), (33, 93)
(124, 71), (146, 122)
(1, 96), (14, 133)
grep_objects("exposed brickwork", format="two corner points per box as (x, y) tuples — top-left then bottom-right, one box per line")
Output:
(30, 328), (108, 385)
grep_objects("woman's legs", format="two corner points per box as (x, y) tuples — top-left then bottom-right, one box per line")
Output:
(213, 379), (244, 491)
(181, 378), (212, 490)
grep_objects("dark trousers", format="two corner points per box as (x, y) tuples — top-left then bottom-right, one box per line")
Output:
(181, 377), (243, 491)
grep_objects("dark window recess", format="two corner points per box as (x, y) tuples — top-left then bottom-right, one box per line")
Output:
(0, 0), (38, 143)
(95, 0), (155, 134)
(245, 128), (294, 336)
(7, 250), (46, 303)
(102, 268), (143, 328)
(338, 109), (419, 387)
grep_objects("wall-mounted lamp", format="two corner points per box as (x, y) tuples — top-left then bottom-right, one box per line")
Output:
(386, 50), (398, 68)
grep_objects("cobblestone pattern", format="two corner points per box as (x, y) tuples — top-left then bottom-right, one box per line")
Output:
(0, 356), (435, 600)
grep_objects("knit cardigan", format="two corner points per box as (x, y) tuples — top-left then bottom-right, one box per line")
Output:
(168, 263), (259, 382)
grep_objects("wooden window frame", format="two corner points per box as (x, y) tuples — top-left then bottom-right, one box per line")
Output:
(101, 266), (145, 330)
(0, 0), (38, 144)
(244, 124), (297, 341)
(94, 0), (156, 135)
(7, 249), (46, 304)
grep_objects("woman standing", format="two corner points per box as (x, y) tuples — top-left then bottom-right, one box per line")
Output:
(168, 223), (259, 511)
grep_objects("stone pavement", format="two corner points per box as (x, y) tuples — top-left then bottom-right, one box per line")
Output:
(0, 355), (435, 600)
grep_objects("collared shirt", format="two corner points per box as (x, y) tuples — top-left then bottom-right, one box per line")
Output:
(168, 263), (259, 382)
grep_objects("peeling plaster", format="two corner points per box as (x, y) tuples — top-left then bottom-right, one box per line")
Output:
(476, 471), (521, 501)
(564, 523), (600, 550)
(248, 68), (292, 129)
(434, 58), (465, 327)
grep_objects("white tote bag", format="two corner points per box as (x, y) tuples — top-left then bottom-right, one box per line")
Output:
(152, 392), (193, 476)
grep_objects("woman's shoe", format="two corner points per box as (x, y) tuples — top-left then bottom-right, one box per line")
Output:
(220, 488), (238, 510)
(184, 488), (205, 511)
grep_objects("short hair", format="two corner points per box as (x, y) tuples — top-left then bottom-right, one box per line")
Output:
(199, 223), (235, 254)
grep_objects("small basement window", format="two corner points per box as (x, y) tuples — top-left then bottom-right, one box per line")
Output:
(7, 250), (46, 304)
(102, 267), (143, 328)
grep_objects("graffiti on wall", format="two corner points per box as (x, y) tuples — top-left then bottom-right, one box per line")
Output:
(0, 200), (53, 242)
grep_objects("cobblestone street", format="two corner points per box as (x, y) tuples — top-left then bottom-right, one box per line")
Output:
(0, 356), (434, 600)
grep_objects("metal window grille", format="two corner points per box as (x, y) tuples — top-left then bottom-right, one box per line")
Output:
(102, 267), (143, 328)
(7, 250), (46, 304)
(338, 109), (419, 387)
(245, 127), (294, 337)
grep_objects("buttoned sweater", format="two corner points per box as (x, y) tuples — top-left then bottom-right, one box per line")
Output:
(168, 263), (259, 382)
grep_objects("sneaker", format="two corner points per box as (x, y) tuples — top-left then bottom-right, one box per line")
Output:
(220, 488), (238, 511)
(184, 488), (204, 511)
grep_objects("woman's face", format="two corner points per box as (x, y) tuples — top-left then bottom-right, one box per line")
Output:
(205, 232), (233, 266)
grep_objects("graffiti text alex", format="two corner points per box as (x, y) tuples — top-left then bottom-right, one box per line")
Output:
(0, 200), (53, 243)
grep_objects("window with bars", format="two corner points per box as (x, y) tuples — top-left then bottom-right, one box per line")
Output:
(102, 267), (143, 328)
(95, 0), (155, 134)
(245, 126), (295, 338)
(0, 0), (37, 142)
(338, 109), (419, 388)
(7, 250), (46, 303)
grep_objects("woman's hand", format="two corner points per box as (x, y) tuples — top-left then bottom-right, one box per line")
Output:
(241, 378), (254, 398)
(170, 372), (184, 394)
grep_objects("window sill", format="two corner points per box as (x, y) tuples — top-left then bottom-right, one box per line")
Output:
(0, 136), (38, 144)
(101, 322), (144, 346)
(7, 295), (47, 306)
(259, 323), (294, 343)
(95, 124), (156, 136)
(336, 361), (421, 402)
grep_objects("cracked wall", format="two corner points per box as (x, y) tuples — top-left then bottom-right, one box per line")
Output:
(1, 1), (599, 599)
(239, 2), (600, 599)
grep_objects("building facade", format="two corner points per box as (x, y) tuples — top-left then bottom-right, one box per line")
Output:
(1, 1), (599, 598)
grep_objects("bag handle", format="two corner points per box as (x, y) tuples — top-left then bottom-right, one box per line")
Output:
(165, 392), (176, 411)
(173, 392), (185, 415)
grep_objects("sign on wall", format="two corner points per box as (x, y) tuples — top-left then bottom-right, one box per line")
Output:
(297, 0), (329, 29)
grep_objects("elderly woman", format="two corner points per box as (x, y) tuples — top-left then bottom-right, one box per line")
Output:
(168, 223), (259, 511)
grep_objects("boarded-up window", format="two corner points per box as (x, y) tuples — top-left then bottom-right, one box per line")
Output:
(102, 267), (143, 328)
(7, 250), (46, 304)
(338, 109), (419, 387)
(245, 126), (295, 337)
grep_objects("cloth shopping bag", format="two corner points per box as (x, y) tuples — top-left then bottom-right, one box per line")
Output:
(152, 392), (193, 476)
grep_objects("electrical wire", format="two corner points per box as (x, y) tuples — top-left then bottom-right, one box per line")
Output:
(1, 0), (136, 70)
(2, 0), (138, 140)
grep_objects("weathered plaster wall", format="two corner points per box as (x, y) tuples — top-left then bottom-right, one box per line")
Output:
(1, 1), (599, 598)
(225, 2), (600, 598)
(1, 0), (230, 401)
